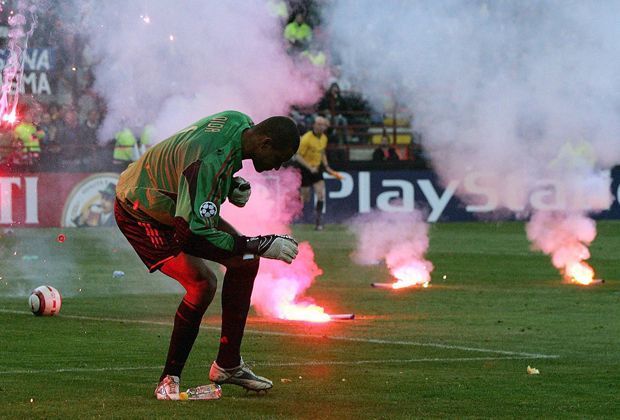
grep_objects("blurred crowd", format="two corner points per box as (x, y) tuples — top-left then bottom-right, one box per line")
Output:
(277, 0), (425, 165)
(0, 0), (425, 173)
(0, 2), (114, 172)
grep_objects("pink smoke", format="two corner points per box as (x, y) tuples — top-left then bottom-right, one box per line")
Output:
(524, 145), (612, 284)
(77, 0), (326, 141)
(350, 209), (433, 287)
(251, 243), (326, 321)
(526, 211), (597, 283)
(221, 166), (327, 320)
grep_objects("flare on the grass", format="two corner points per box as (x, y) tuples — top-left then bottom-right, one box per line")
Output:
(251, 243), (330, 323)
(526, 211), (603, 286)
(223, 169), (331, 323)
(351, 209), (433, 290)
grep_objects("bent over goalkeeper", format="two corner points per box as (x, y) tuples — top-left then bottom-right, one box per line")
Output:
(114, 111), (300, 400)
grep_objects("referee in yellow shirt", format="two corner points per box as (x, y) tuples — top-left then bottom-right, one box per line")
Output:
(294, 116), (343, 230)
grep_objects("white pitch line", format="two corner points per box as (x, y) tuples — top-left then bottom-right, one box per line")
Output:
(0, 309), (559, 359)
(0, 356), (548, 375)
(0, 365), (163, 375)
(261, 356), (552, 366)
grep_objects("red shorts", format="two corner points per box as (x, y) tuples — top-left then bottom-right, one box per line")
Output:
(114, 199), (180, 272)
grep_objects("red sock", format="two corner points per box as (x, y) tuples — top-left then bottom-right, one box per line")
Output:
(216, 260), (259, 368)
(160, 299), (204, 380)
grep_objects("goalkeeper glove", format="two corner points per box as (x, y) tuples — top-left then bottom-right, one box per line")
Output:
(228, 176), (251, 207)
(244, 235), (299, 264)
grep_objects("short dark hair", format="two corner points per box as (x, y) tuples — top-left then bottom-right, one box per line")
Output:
(253, 116), (300, 152)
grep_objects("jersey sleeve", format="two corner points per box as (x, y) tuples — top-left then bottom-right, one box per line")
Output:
(297, 133), (310, 156)
(320, 134), (328, 151)
(174, 155), (238, 254)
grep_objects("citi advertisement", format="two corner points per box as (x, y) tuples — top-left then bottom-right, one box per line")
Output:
(1, 169), (619, 227)
(0, 173), (118, 227)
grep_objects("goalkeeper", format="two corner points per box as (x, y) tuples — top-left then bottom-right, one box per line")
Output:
(114, 111), (300, 400)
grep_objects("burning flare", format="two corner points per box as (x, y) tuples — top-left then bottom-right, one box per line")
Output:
(2, 111), (16, 124)
(352, 210), (434, 290)
(276, 301), (331, 323)
(0, 3), (36, 125)
(392, 264), (431, 289)
(563, 261), (596, 286)
(251, 243), (332, 323)
(221, 169), (332, 323)
(526, 211), (603, 286)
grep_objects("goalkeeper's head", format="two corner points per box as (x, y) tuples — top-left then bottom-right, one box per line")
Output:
(243, 116), (300, 172)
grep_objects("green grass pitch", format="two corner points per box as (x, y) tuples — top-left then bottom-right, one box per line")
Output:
(0, 222), (618, 418)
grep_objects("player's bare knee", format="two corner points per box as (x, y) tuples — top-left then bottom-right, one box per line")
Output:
(189, 275), (217, 310)
(314, 182), (326, 201)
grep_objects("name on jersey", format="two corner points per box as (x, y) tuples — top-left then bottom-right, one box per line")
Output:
(205, 116), (228, 133)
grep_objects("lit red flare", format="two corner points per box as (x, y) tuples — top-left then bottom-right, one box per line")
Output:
(563, 261), (604, 286)
(371, 281), (429, 290)
(277, 303), (331, 323)
(1, 111), (17, 124)
(371, 263), (431, 290)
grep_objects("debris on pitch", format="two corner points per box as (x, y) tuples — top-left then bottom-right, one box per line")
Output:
(527, 366), (540, 375)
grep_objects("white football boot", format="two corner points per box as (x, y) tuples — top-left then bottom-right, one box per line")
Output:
(154, 375), (181, 400)
(209, 358), (273, 391)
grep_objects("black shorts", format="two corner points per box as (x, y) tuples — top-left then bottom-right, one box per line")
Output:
(299, 164), (324, 187)
(114, 199), (180, 272)
(115, 199), (246, 272)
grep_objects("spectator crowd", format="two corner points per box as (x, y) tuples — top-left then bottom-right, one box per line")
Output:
(0, 0), (422, 173)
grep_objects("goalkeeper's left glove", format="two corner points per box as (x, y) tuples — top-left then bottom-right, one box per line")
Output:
(243, 234), (299, 264)
(228, 176), (251, 207)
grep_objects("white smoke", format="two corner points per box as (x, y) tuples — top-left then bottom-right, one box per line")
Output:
(526, 211), (595, 277)
(325, 1), (620, 199)
(75, 0), (323, 141)
(350, 209), (433, 285)
(71, 0), (329, 308)
(325, 1), (620, 279)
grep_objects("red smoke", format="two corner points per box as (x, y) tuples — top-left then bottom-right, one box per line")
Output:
(221, 166), (328, 321)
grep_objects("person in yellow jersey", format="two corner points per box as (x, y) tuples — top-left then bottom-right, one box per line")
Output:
(294, 116), (343, 230)
(14, 109), (44, 165)
(283, 12), (312, 52)
(113, 127), (138, 166)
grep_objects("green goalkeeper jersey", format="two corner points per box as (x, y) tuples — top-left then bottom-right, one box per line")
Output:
(116, 110), (253, 253)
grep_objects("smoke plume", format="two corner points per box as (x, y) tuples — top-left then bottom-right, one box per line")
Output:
(222, 167), (326, 319)
(76, 0), (323, 141)
(73, 0), (327, 310)
(350, 209), (433, 286)
(325, 1), (620, 279)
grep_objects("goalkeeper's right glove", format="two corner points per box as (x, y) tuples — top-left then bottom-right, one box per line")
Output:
(244, 235), (299, 264)
(228, 176), (251, 207)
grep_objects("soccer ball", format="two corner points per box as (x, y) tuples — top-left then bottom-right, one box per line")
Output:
(29, 285), (62, 316)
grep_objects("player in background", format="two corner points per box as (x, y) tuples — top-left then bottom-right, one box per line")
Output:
(294, 116), (343, 230)
(114, 111), (300, 400)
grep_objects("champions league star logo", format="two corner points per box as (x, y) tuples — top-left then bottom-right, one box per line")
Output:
(199, 201), (218, 218)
